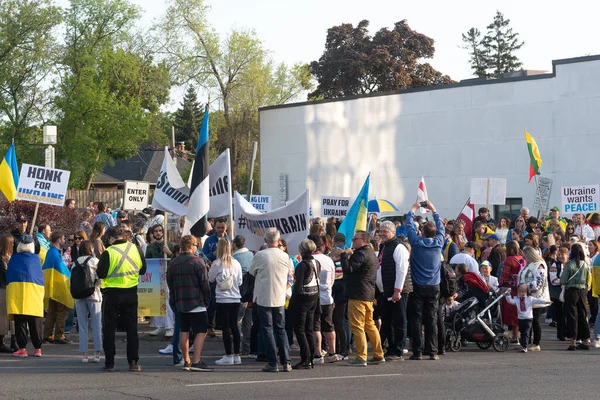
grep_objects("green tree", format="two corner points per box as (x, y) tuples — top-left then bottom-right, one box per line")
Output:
(160, 0), (311, 190)
(0, 0), (62, 159)
(54, 0), (171, 188)
(461, 28), (487, 78)
(462, 11), (524, 78)
(309, 20), (454, 99)
(174, 86), (203, 150)
(481, 11), (524, 77)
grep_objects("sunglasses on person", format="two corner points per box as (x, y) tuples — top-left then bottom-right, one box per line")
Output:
(74, 236), (83, 241)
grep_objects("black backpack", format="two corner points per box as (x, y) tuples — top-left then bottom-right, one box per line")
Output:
(239, 272), (255, 303)
(440, 262), (457, 298)
(70, 256), (96, 299)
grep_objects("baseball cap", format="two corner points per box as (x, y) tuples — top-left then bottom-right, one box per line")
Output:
(551, 206), (560, 212)
(15, 215), (27, 223)
(481, 260), (492, 268)
(485, 234), (500, 241)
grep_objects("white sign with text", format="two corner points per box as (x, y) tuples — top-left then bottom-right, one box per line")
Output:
(16, 164), (70, 206)
(123, 180), (150, 211)
(470, 178), (507, 205)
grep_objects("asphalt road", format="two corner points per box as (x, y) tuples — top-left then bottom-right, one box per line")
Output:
(0, 323), (594, 400)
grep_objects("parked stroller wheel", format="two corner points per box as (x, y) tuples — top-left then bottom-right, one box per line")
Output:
(449, 335), (461, 352)
(492, 334), (509, 352)
(476, 341), (491, 350)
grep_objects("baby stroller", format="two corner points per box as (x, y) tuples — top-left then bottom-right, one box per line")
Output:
(445, 290), (510, 352)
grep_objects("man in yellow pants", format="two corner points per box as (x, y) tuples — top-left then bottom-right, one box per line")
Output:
(339, 230), (384, 366)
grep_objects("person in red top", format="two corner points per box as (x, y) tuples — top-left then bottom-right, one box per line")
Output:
(499, 240), (525, 343)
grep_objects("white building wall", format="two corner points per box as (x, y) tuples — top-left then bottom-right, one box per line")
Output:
(259, 56), (600, 219)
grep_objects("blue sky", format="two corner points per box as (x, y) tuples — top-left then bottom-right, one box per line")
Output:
(64, 0), (600, 106)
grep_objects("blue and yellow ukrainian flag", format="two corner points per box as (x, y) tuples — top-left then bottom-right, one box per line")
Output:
(0, 142), (19, 201)
(6, 252), (45, 318)
(338, 174), (370, 248)
(42, 247), (74, 309)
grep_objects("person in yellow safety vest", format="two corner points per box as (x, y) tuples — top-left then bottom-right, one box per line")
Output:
(473, 221), (494, 261)
(97, 227), (147, 372)
(543, 207), (568, 233)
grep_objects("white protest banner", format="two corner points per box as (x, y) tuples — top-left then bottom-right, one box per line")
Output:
(16, 163), (70, 206)
(208, 149), (232, 218)
(234, 190), (309, 252)
(532, 176), (553, 214)
(470, 178), (507, 205)
(561, 184), (599, 215)
(321, 196), (351, 217)
(123, 180), (150, 211)
(152, 147), (190, 216)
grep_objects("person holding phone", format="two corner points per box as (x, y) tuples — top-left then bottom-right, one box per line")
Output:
(404, 200), (445, 361)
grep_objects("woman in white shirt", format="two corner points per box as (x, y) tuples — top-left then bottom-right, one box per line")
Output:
(73, 240), (103, 363)
(208, 239), (243, 365)
(517, 246), (550, 351)
(496, 217), (510, 244)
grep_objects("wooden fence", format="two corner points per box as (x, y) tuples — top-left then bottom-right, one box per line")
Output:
(66, 189), (126, 210)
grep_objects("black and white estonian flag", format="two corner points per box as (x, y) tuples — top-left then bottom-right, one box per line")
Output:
(183, 105), (210, 237)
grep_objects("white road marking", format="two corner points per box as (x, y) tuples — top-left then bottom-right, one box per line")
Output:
(186, 373), (403, 387)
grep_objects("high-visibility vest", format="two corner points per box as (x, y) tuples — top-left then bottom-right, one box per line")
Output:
(102, 241), (143, 289)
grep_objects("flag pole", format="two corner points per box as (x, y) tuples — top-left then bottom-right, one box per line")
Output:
(163, 211), (169, 259)
(533, 175), (546, 220)
(456, 197), (470, 221)
(29, 203), (40, 236)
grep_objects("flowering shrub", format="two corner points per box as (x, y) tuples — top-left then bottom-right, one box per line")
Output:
(0, 200), (83, 235)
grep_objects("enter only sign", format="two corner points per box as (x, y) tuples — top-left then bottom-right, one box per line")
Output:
(123, 180), (150, 211)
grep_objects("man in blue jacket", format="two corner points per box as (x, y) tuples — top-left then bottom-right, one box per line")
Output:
(404, 200), (444, 361)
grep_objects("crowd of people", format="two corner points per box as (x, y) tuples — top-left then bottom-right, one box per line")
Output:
(1, 199), (599, 374)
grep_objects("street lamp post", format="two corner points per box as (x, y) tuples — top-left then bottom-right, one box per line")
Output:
(43, 125), (57, 169)
(29, 126), (58, 235)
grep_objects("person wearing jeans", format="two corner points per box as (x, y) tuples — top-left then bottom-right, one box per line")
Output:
(257, 305), (290, 370)
(209, 239), (243, 366)
(404, 200), (445, 360)
(249, 228), (293, 372)
(73, 241), (103, 363)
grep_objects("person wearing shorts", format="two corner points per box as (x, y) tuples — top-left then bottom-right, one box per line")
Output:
(309, 235), (338, 363)
(167, 235), (213, 372)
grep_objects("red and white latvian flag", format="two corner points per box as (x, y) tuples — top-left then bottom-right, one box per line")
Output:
(417, 176), (429, 213)
(457, 198), (475, 240)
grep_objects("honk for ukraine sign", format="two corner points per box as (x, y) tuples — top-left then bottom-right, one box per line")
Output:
(16, 164), (70, 206)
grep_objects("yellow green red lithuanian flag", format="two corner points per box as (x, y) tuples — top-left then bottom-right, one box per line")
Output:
(525, 130), (542, 183)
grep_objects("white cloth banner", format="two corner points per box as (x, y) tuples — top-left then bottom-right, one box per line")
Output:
(182, 177), (210, 235)
(208, 149), (232, 218)
(234, 190), (309, 253)
(151, 147), (190, 216)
